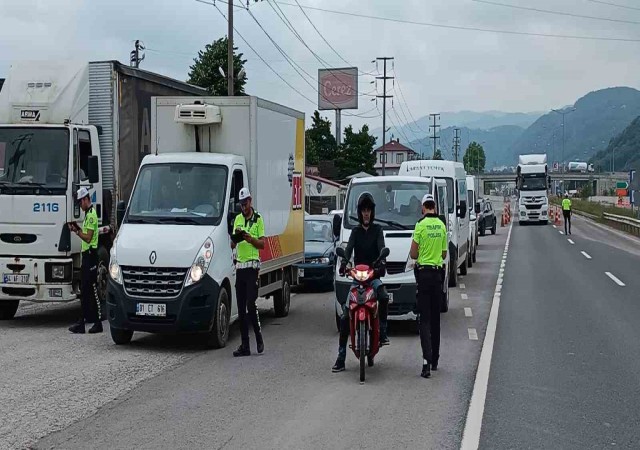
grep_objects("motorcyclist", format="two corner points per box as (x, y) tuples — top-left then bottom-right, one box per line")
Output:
(332, 192), (390, 373)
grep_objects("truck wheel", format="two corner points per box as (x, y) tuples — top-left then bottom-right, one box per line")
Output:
(440, 287), (449, 313)
(460, 254), (468, 275)
(274, 271), (291, 318)
(0, 300), (20, 320)
(97, 246), (109, 320)
(110, 326), (133, 345)
(491, 221), (497, 235)
(480, 222), (486, 236)
(448, 249), (458, 288)
(206, 288), (230, 349)
(472, 241), (477, 263)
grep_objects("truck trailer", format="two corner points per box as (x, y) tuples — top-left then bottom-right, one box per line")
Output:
(0, 60), (205, 319)
(106, 96), (305, 348)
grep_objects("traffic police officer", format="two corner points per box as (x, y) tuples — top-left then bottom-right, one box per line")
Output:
(231, 187), (265, 357)
(410, 194), (447, 378)
(562, 193), (572, 235)
(68, 187), (102, 334)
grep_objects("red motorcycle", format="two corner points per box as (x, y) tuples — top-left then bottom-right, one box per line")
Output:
(336, 247), (390, 383)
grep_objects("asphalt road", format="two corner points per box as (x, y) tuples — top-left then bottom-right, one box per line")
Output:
(22, 221), (508, 449)
(479, 214), (640, 449)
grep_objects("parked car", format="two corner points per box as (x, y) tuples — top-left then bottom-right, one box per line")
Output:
(295, 215), (338, 290)
(478, 199), (497, 236)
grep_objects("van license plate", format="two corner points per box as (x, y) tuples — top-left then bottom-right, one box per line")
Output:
(388, 293), (394, 304)
(136, 303), (167, 317)
(3, 274), (29, 284)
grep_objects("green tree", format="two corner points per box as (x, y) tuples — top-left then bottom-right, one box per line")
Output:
(463, 142), (486, 174)
(337, 124), (377, 178)
(431, 148), (443, 160)
(187, 37), (247, 95)
(305, 111), (338, 166)
(580, 183), (592, 199)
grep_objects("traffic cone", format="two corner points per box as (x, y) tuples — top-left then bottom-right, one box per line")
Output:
(555, 207), (561, 225)
(501, 212), (505, 227)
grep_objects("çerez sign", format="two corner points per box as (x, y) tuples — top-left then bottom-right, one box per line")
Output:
(318, 67), (358, 111)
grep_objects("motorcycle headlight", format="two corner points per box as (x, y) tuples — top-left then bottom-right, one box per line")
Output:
(185, 238), (214, 287)
(109, 239), (122, 284)
(354, 269), (369, 282)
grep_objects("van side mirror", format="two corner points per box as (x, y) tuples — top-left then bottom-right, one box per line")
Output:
(457, 200), (467, 219)
(116, 201), (126, 228)
(336, 247), (346, 259)
(475, 202), (481, 214)
(439, 214), (447, 227)
(332, 214), (342, 237)
(379, 247), (390, 259)
(87, 156), (99, 184)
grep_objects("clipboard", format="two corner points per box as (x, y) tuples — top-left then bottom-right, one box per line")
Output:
(231, 231), (246, 244)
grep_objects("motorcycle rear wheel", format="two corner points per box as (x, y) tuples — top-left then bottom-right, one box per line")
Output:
(359, 321), (366, 383)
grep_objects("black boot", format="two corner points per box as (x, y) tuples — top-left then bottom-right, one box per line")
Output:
(88, 321), (103, 334)
(68, 320), (85, 334)
(431, 360), (439, 371)
(256, 333), (264, 354)
(233, 344), (251, 357)
(377, 286), (390, 346)
(332, 357), (345, 373)
(421, 364), (431, 378)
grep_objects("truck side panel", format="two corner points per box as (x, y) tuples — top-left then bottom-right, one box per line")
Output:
(254, 102), (304, 271)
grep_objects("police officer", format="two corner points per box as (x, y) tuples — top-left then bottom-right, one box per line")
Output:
(562, 193), (572, 235)
(231, 187), (265, 357)
(410, 194), (447, 378)
(68, 187), (102, 334)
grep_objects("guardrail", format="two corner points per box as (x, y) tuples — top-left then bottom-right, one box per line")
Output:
(602, 212), (640, 237)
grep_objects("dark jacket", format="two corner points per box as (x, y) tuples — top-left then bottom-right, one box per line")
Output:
(343, 223), (386, 276)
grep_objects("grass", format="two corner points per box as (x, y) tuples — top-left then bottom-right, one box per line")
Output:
(550, 197), (637, 219)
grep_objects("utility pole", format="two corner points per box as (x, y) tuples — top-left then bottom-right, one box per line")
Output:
(429, 113), (440, 159)
(551, 108), (576, 174)
(453, 128), (461, 162)
(376, 57), (394, 175)
(228, 0), (234, 96)
(130, 40), (145, 68)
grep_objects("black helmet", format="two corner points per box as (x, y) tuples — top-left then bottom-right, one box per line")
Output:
(357, 192), (376, 224)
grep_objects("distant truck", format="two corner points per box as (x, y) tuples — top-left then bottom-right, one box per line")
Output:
(516, 154), (550, 224)
(106, 96), (304, 347)
(0, 60), (205, 320)
(568, 161), (594, 173)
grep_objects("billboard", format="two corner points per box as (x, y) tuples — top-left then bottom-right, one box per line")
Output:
(318, 67), (358, 110)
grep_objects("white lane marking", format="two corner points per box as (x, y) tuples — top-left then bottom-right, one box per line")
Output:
(567, 239), (575, 245)
(559, 231), (564, 235)
(460, 283), (466, 289)
(605, 272), (626, 287)
(468, 328), (478, 340)
(553, 225), (557, 229)
(465, 307), (473, 317)
(461, 222), (513, 450)
(461, 293), (468, 300)
(581, 251), (592, 260)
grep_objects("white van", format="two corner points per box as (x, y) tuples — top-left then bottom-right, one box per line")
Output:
(399, 161), (469, 287)
(332, 175), (452, 325)
(466, 175), (479, 268)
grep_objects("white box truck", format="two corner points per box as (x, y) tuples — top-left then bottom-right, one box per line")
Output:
(399, 160), (470, 287)
(516, 154), (550, 224)
(333, 175), (451, 323)
(0, 60), (205, 319)
(106, 96), (305, 348)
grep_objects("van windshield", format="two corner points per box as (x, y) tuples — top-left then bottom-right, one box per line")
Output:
(127, 163), (228, 225)
(344, 181), (431, 230)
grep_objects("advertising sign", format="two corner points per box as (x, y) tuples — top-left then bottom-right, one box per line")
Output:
(318, 68), (358, 110)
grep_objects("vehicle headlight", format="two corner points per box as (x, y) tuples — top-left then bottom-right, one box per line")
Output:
(185, 238), (214, 287)
(310, 257), (330, 264)
(109, 241), (122, 284)
(354, 269), (369, 282)
(52, 265), (65, 280)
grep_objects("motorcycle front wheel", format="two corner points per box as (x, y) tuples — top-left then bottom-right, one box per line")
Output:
(359, 321), (366, 383)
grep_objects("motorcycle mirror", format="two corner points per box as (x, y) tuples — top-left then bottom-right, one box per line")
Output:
(379, 247), (390, 259)
(336, 247), (346, 259)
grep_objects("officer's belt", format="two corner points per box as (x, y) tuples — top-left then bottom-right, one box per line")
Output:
(416, 264), (442, 271)
(236, 260), (260, 269)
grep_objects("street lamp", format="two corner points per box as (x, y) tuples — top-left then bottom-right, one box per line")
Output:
(551, 107), (576, 174)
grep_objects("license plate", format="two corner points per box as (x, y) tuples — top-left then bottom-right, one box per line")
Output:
(388, 293), (394, 304)
(136, 303), (167, 317)
(49, 288), (62, 298)
(3, 273), (29, 284)
(298, 268), (304, 277)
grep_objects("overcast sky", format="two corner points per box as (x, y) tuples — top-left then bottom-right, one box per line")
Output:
(2, 0), (640, 138)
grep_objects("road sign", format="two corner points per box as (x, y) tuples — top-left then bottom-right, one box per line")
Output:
(616, 181), (629, 189)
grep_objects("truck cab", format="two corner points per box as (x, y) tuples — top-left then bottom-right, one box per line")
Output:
(0, 63), (105, 319)
(399, 160), (469, 287)
(333, 175), (451, 325)
(516, 154), (550, 224)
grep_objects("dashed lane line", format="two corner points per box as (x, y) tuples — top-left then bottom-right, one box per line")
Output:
(581, 251), (592, 260)
(605, 272), (626, 287)
(465, 307), (473, 317)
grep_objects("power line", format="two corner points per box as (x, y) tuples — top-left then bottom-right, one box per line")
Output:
(585, 0), (640, 12)
(473, 0), (640, 26)
(273, 0), (640, 42)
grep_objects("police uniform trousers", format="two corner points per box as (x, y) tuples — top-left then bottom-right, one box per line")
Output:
(563, 210), (571, 234)
(235, 267), (262, 347)
(416, 267), (442, 364)
(81, 248), (101, 323)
